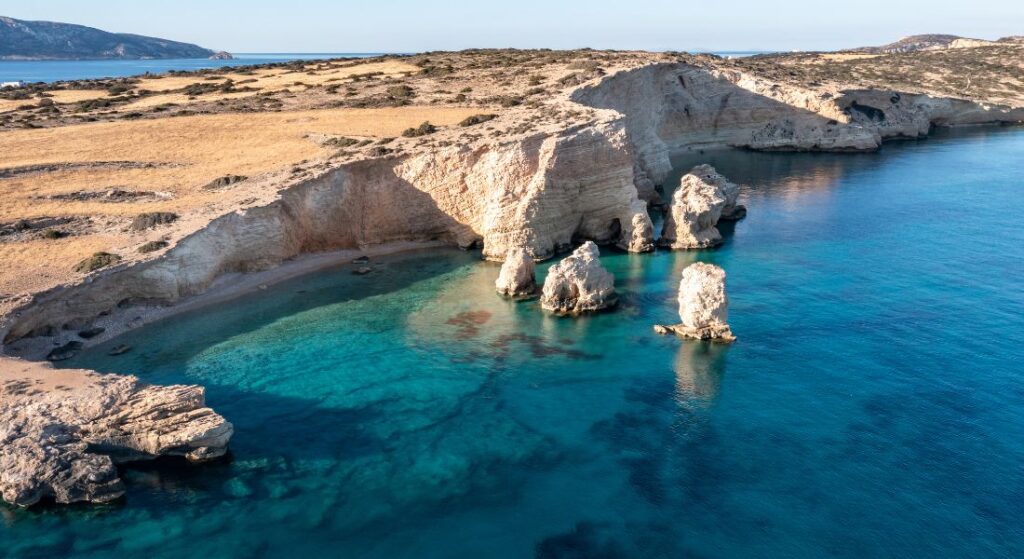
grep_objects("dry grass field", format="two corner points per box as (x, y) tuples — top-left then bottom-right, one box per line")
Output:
(0, 105), (485, 296)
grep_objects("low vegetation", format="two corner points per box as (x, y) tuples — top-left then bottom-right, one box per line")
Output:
(73, 252), (120, 273)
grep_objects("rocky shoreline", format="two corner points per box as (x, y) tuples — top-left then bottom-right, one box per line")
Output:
(1, 46), (1022, 507)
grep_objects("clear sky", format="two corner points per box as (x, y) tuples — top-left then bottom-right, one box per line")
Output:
(4, 1), (1021, 53)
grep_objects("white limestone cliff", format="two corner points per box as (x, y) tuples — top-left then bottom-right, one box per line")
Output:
(495, 248), (537, 298)
(539, 241), (617, 314)
(1, 120), (654, 344)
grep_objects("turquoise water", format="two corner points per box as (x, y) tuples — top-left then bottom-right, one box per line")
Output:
(0, 54), (388, 83)
(5, 126), (1024, 558)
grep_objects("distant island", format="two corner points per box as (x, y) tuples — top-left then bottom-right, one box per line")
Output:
(0, 15), (231, 60)
(850, 33), (1023, 54)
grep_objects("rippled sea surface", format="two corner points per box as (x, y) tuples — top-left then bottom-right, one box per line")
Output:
(7, 126), (1024, 558)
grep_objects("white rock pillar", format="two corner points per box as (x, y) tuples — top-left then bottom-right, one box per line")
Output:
(540, 241), (617, 315)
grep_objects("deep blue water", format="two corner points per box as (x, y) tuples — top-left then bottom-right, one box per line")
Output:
(4, 126), (1024, 558)
(0, 54), (388, 83)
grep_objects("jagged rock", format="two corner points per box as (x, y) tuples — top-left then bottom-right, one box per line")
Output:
(46, 341), (82, 361)
(687, 164), (747, 221)
(618, 199), (656, 252)
(654, 262), (735, 342)
(495, 248), (537, 299)
(659, 169), (728, 249)
(540, 241), (616, 314)
(0, 359), (233, 507)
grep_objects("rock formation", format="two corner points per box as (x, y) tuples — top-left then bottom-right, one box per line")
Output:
(619, 199), (657, 252)
(659, 169), (728, 249)
(688, 164), (747, 220)
(654, 262), (735, 342)
(539, 241), (617, 314)
(495, 248), (537, 298)
(0, 358), (233, 507)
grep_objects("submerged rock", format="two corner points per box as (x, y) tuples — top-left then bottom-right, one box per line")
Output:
(107, 344), (132, 356)
(46, 341), (83, 361)
(495, 248), (537, 299)
(654, 262), (735, 342)
(659, 169), (728, 249)
(540, 241), (617, 315)
(0, 360), (233, 507)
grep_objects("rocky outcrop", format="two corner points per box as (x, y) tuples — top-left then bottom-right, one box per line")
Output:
(1, 120), (655, 346)
(572, 62), (1024, 196)
(0, 358), (233, 507)
(659, 168), (728, 249)
(571, 63), (881, 195)
(495, 248), (537, 298)
(690, 164), (746, 220)
(539, 241), (617, 314)
(654, 262), (734, 342)
(619, 199), (656, 252)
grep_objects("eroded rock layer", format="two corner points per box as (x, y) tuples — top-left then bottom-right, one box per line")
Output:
(654, 262), (735, 342)
(0, 358), (233, 507)
(495, 248), (537, 299)
(540, 241), (617, 315)
(659, 167), (728, 249)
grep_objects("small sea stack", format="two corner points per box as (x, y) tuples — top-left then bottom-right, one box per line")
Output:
(540, 241), (617, 315)
(689, 164), (746, 221)
(654, 262), (735, 342)
(619, 199), (657, 253)
(659, 168), (727, 249)
(495, 248), (537, 299)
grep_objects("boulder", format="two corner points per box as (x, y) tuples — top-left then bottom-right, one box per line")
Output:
(495, 248), (537, 298)
(659, 169), (728, 249)
(654, 262), (735, 342)
(540, 241), (617, 314)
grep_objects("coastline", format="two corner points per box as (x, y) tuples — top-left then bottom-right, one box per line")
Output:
(2, 44), (1022, 510)
(2, 239), (449, 362)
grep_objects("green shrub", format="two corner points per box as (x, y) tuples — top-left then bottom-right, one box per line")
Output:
(73, 252), (121, 273)
(401, 121), (437, 137)
(138, 240), (169, 253)
(323, 137), (359, 148)
(387, 85), (415, 99)
(458, 114), (497, 127)
(129, 212), (178, 231)
(40, 229), (67, 240)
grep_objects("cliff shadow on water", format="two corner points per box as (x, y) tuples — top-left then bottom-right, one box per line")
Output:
(61, 248), (483, 377)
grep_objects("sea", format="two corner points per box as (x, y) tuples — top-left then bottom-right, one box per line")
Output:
(0, 52), (765, 84)
(0, 53), (387, 83)
(3, 125), (1021, 558)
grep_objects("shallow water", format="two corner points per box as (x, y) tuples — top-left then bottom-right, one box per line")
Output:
(6, 126), (1024, 558)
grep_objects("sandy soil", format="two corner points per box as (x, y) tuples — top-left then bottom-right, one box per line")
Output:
(0, 105), (485, 297)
